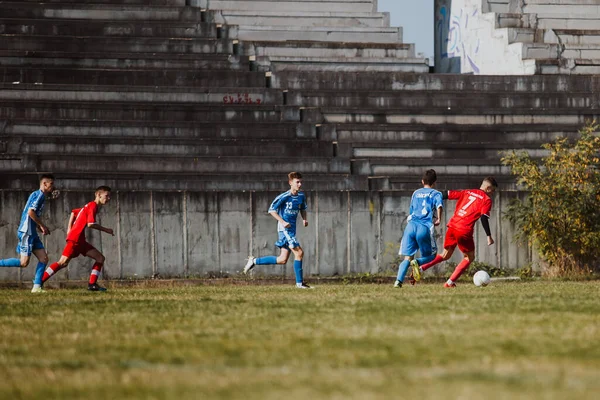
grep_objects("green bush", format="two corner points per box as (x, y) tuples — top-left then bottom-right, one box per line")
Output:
(501, 123), (600, 276)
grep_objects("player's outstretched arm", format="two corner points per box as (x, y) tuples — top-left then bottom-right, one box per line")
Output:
(87, 223), (115, 236)
(269, 211), (290, 228)
(480, 215), (494, 246)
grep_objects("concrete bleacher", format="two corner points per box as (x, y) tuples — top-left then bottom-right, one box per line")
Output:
(479, 0), (600, 74)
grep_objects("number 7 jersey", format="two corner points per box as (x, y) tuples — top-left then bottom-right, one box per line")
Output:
(447, 189), (493, 234)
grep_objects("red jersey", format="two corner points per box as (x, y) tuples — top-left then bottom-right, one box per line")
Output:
(66, 201), (98, 243)
(447, 189), (492, 234)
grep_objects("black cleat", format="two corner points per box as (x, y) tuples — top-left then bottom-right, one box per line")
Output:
(88, 283), (107, 292)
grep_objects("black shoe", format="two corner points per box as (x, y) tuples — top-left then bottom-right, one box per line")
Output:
(88, 283), (107, 292)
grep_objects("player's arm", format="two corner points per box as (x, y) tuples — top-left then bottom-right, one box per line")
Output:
(434, 206), (443, 226)
(480, 215), (494, 246)
(87, 223), (115, 236)
(300, 210), (308, 227)
(28, 209), (50, 235)
(268, 211), (290, 228)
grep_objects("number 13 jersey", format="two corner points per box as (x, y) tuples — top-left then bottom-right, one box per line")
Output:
(447, 189), (493, 234)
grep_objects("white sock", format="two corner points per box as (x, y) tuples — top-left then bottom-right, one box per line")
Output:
(446, 279), (454, 285)
(32, 284), (41, 289)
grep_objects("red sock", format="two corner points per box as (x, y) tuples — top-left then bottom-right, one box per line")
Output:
(42, 262), (64, 283)
(449, 259), (471, 282)
(420, 254), (444, 271)
(89, 263), (102, 285)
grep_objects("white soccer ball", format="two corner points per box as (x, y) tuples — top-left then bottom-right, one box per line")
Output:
(473, 270), (491, 287)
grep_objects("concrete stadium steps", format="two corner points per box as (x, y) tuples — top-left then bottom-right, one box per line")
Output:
(522, 43), (600, 60)
(1, 66), (266, 86)
(201, 0), (377, 13)
(0, 173), (368, 191)
(0, 52), (247, 71)
(328, 124), (583, 145)
(372, 175), (519, 192)
(351, 158), (511, 178)
(545, 29), (600, 45)
(235, 25), (402, 43)
(0, 35), (234, 55)
(270, 71), (600, 92)
(317, 108), (596, 126)
(0, 2), (206, 21)
(521, 0), (600, 15)
(2, 120), (317, 140)
(535, 58), (600, 74)
(0, 18), (232, 39)
(15, 0), (188, 4)
(0, 102), (306, 123)
(497, 12), (600, 30)
(286, 89), (599, 109)
(2, 136), (334, 158)
(256, 56), (429, 73)
(215, 10), (389, 28)
(241, 41), (415, 59)
(0, 86), (277, 105)
(0, 154), (350, 175)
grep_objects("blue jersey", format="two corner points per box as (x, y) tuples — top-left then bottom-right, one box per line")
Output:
(407, 187), (443, 227)
(18, 190), (46, 235)
(268, 190), (307, 234)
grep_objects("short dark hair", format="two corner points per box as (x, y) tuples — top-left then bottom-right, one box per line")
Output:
(288, 172), (303, 181)
(422, 169), (437, 186)
(483, 176), (498, 188)
(40, 174), (55, 182)
(95, 185), (112, 195)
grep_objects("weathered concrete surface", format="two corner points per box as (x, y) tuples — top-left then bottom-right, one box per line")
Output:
(0, 190), (533, 282)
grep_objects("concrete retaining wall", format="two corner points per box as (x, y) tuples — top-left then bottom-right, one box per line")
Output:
(0, 189), (533, 282)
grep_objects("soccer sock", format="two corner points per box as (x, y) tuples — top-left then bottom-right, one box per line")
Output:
(255, 256), (278, 265)
(416, 254), (436, 266)
(89, 263), (102, 285)
(420, 254), (444, 271)
(396, 259), (410, 282)
(449, 259), (471, 282)
(42, 262), (64, 283)
(293, 260), (303, 284)
(0, 258), (21, 267)
(33, 262), (46, 285)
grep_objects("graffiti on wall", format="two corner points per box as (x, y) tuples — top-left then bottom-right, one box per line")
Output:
(437, 3), (481, 74)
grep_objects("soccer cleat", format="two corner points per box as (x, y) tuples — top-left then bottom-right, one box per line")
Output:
(88, 283), (107, 292)
(393, 280), (402, 288)
(243, 257), (255, 274)
(443, 282), (457, 288)
(410, 260), (421, 282)
(31, 286), (46, 293)
(296, 282), (313, 289)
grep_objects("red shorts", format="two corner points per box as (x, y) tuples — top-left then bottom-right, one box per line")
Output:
(62, 240), (96, 258)
(443, 226), (475, 253)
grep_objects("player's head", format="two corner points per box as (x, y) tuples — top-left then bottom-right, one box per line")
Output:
(288, 172), (303, 193)
(39, 174), (55, 194)
(95, 186), (112, 205)
(481, 176), (498, 195)
(421, 169), (437, 187)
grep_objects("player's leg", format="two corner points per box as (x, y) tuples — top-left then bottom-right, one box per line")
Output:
(244, 232), (290, 273)
(409, 224), (438, 282)
(85, 246), (107, 291)
(0, 233), (33, 268)
(42, 255), (71, 283)
(290, 245), (310, 288)
(445, 235), (475, 287)
(31, 247), (49, 293)
(418, 228), (459, 273)
(395, 223), (417, 286)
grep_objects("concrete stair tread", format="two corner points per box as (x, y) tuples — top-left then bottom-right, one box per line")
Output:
(219, 10), (384, 17)
(247, 40), (412, 49)
(237, 25), (399, 33)
(258, 56), (426, 63)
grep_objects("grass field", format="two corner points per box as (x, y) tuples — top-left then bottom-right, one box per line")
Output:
(1, 280), (599, 399)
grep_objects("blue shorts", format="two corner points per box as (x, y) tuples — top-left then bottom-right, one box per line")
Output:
(16, 232), (45, 256)
(275, 230), (300, 249)
(399, 221), (437, 257)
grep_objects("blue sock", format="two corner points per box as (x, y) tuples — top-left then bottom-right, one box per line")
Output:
(34, 262), (46, 285)
(293, 260), (303, 284)
(396, 259), (410, 282)
(255, 256), (278, 265)
(0, 258), (21, 267)
(417, 254), (436, 266)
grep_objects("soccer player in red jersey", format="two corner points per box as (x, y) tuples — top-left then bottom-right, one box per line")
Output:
(411, 177), (498, 287)
(42, 186), (114, 291)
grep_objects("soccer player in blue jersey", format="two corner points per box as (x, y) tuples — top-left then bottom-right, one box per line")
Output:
(0, 174), (56, 292)
(243, 172), (311, 288)
(394, 169), (443, 288)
